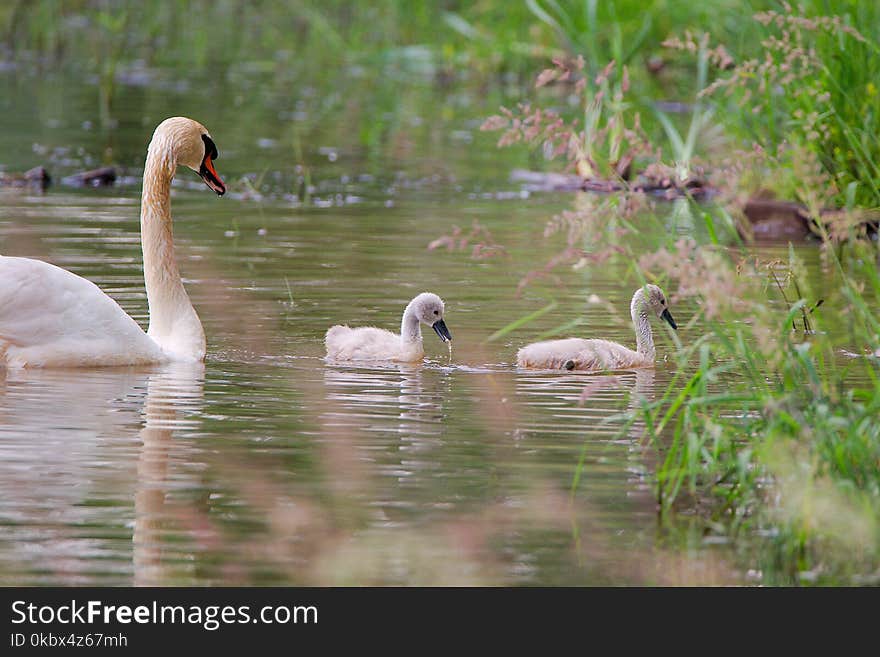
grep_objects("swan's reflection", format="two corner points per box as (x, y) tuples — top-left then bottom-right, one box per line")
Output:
(133, 362), (205, 586)
(0, 367), (148, 583)
(514, 367), (657, 507)
(514, 368), (654, 437)
(0, 363), (204, 585)
(322, 363), (444, 443)
(618, 369), (658, 509)
(515, 367), (655, 420)
(321, 363), (447, 514)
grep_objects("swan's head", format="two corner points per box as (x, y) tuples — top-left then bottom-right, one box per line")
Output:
(150, 116), (226, 195)
(636, 284), (677, 329)
(408, 292), (452, 342)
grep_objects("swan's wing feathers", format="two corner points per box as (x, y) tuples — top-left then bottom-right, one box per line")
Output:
(1, 257), (138, 339)
(0, 257), (161, 366)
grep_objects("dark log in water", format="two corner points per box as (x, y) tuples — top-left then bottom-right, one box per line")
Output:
(61, 166), (117, 187)
(510, 169), (584, 191)
(509, 169), (877, 241)
(510, 168), (713, 199)
(742, 198), (811, 240)
(0, 166), (51, 189)
(0, 166), (117, 190)
(742, 199), (879, 240)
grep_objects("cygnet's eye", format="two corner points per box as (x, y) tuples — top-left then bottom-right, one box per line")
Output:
(433, 310), (439, 315)
(660, 297), (666, 306)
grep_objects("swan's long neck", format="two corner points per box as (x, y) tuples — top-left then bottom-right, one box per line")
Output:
(140, 145), (205, 360)
(400, 303), (423, 345)
(631, 289), (655, 361)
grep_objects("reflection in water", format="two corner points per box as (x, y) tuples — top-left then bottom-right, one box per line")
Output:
(134, 363), (205, 586)
(515, 367), (656, 493)
(616, 369), (658, 508)
(513, 368), (660, 568)
(0, 367), (149, 584)
(0, 364), (204, 585)
(312, 363), (689, 584)
(0, 355), (741, 585)
(322, 363), (446, 514)
(512, 368), (741, 584)
(514, 368), (655, 442)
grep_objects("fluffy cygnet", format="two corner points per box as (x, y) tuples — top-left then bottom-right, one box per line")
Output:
(516, 285), (677, 371)
(325, 292), (452, 362)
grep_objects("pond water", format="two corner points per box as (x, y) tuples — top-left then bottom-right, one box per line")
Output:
(0, 65), (871, 585)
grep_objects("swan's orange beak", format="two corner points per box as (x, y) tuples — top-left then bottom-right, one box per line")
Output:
(199, 153), (226, 196)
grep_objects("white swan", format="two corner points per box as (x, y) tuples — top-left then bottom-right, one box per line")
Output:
(0, 117), (225, 368)
(325, 292), (452, 362)
(516, 285), (677, 371)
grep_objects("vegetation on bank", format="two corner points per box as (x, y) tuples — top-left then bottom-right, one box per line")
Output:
(5, 1), (878, 209)
(477, 3), (880, 584)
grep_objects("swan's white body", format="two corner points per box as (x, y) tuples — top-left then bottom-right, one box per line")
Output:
(325, 292), (451, 363)
(0, 117), (225, 368)
(516, 285), (677, 371)
(0, 257), (165, 367)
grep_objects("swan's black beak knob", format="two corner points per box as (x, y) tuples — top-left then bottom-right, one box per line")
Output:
(199, 134), (225, 195)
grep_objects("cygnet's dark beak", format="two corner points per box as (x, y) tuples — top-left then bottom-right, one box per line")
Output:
(432, 319), (452, 342)
(661, 308), (677, 330)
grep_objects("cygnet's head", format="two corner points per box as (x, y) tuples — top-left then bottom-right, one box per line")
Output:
(636, 284), (677, 329)
(407, 292), (452, 342)
(149, 116), (226, 195)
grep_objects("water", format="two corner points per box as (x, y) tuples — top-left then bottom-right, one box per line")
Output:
(0, 65), (871, 586)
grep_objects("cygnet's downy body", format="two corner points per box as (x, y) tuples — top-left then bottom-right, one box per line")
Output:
(325, 292), (452, 362)
(516, 285), (677, 371)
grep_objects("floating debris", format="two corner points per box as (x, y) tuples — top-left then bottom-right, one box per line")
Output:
(61, 166), (117, 188)
(509, 169), (878, 241)
(0, 166), (51, 189)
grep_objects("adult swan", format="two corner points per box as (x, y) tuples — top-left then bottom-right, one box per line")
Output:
(0, 117), (226, 368)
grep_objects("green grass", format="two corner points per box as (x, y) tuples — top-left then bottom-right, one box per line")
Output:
(583, 239), (880, 584)
(695, 1), (880, 208)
